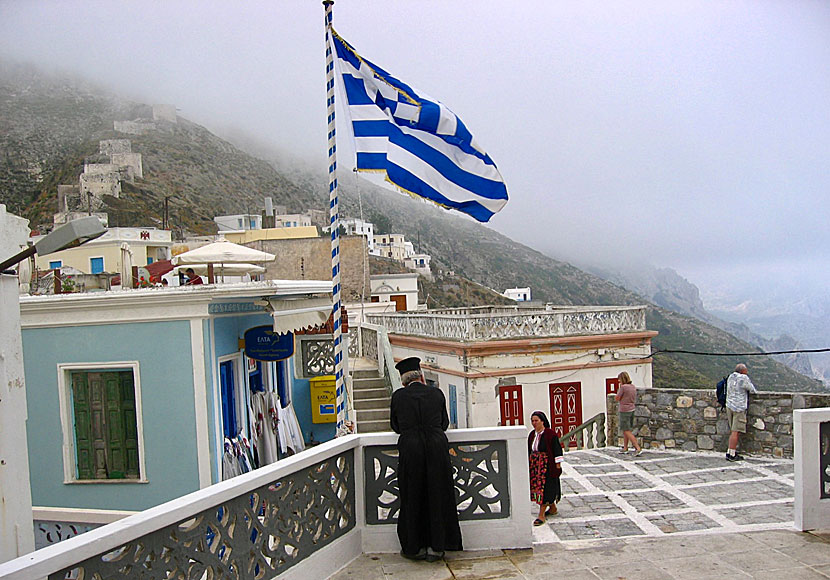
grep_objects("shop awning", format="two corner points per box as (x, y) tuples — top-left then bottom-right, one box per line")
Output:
(265, 297), (333, 335)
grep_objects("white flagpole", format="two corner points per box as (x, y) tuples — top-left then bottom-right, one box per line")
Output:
(324, 0), (346, 434)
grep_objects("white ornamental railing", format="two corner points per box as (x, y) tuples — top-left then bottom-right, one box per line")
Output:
(367, 305), (647, 341)
(0, 427), (530, 580)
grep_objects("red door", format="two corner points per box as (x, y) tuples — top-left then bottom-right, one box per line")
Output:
(498, 385), (524, 426)
(549, 382), (583, 443)
(606, 377), (620, 396)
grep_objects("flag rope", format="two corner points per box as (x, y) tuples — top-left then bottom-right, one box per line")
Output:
(324, 0), (346, 433)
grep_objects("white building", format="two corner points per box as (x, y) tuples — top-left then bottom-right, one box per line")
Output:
(367, 305), (655, 432)
(370, 273), (420, 311)
(342, 218), (375, 254)
(373, 233), (410, 261)
(214, 214), (263, 232)
(403, 253), (432, 277)
(504, 287), (531, 301)
(31, 227), (173, 274)
(273, 213), (312, 228)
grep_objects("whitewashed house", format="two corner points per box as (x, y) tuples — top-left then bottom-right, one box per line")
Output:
(504, 287), (531, 301)
(370, 273), (419, 311)
(367, 305), (655, 433)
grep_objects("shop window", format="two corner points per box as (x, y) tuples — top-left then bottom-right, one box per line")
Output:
(60, 365), (144, 481)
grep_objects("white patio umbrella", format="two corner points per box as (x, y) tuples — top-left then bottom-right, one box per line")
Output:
(171, 239), (275, 265)
(120, 242), (133, 288)
(172, 263), (265, 276)
(171, 238), (274, 283)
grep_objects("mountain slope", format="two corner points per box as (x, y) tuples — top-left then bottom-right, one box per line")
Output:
(1, 63), (823, 393)
(582, 261), (821, 382)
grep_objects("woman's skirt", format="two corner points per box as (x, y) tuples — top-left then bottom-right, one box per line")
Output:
(530, 451), (561, 505)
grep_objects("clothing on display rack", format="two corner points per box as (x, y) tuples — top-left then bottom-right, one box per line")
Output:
(250, 391), (280, 466)
(277, 402), (306, 455)
(221, 434), (256, 481)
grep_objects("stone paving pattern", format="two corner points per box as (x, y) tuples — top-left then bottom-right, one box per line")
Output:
(330, 449), (830, 579)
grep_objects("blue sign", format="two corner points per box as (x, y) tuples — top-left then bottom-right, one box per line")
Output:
(244, 326), (294, 361)
(319, 404), (336, 415)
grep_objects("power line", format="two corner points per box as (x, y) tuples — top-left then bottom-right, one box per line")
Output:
(653, 347), (830, 357)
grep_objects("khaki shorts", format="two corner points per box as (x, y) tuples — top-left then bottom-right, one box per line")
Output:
(726, 408), (747, 433)
(619, 411), (634, 432)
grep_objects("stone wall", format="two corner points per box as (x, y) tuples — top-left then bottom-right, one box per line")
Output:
(606, 388), (830, 458)
(114, 120), (154, 135)
(255, 236), (371, 304)
(99, 139), (132, 155)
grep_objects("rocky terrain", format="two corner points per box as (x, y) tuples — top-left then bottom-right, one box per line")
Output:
(1, 62), (824, 393)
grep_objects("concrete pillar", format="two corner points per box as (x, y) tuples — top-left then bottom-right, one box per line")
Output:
(0, 205), (35, 562)
(794, 407), (830, 531)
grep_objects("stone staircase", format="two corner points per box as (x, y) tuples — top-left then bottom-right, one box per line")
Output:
(352, 368), (391, 433)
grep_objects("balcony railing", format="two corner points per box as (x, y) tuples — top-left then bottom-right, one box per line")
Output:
(367, 305), (647, 341)
(0, 427), (530, 580)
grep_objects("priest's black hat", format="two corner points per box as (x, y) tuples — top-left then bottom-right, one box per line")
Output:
(395, 357), (421, 375)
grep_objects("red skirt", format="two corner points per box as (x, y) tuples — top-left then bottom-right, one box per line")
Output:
(529, 451), (548, 504)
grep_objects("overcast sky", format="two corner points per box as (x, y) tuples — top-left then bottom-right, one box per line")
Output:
(1, 0), (829, 302)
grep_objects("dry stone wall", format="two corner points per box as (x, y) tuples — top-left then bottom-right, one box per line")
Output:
(607, 388), (830, 458)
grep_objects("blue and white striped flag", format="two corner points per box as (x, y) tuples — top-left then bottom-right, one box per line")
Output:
(331, 29), (508, 223)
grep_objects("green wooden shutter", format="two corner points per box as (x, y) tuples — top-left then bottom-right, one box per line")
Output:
(88, 373), (109, 479)
(104, 372), (126, 478)
(71, 373), (94, 480)
(120, 372), (140, 478)
(72, 370), (141, 480)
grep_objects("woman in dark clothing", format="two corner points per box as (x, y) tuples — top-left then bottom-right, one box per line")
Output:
(527, 410), (563, 526)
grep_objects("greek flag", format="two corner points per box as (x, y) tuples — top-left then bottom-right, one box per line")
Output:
(331, 29), (508, 223)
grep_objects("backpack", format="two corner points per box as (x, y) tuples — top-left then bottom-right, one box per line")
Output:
(716, 375), (728, 410)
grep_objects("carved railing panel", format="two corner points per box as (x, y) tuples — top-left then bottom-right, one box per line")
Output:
(361, 326), (379, 363)
(363, 441), (509, 524)
(348, 327), (360, 360)
(367, 306), (646, 342)
(51, 451), (355, 580)
(301, 338), (335, 377)
(35, 521), (100, 550)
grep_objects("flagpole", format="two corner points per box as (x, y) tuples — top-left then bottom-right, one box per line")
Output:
(324, 0), (346, 434)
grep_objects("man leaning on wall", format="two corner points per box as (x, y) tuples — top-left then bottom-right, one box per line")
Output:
(725, 363), (757, 461)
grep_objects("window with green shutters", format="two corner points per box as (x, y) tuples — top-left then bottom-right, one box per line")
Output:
(70, 370), (140, 480)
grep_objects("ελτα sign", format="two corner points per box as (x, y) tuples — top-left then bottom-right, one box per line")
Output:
(244, 325), (294, 361)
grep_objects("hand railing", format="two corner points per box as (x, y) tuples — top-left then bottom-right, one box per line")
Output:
(558, 413), (606, 451)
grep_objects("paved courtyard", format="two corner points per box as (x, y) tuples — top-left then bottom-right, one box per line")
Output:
(332, 448), (830, 579)
(537, 447), (795, 542)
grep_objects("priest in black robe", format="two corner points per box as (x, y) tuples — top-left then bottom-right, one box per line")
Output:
(390, 357), (463, 561)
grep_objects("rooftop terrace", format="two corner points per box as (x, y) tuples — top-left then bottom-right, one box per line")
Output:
(366, 305), (648, 341)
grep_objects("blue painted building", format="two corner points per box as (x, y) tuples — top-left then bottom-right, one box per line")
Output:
(19, 281), (343, 514)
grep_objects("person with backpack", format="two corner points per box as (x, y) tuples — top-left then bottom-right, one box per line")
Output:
(725, 363), (757, 461)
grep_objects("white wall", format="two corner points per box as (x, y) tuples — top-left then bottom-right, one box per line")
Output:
(794, 408), (830, 531)
(0, 205), (35, 562)
(388, 338), (652, 429)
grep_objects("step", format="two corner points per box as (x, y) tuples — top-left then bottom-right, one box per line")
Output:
(352, 377), (387, 390)
(354, 397), (390, 411)
(353, 387), (389, 401)
(356, 408), (390, 422)
(356, 419), (391, 434)
(351, 368), (382, 379)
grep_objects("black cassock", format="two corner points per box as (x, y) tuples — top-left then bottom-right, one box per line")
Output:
(390, 381), (463, 555)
